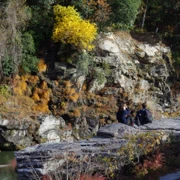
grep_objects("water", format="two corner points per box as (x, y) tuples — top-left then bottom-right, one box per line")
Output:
(159, 171), (180, 180)
(0, 151), (17, 180)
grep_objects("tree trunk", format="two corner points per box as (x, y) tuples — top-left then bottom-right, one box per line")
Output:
(141, 0), (148, 29)
(0, 56), (3, 81)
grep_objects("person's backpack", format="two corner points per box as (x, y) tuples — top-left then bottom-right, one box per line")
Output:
(135, 110), (144, 125)
(135, 109), (153, 125)
(144, 109), (153, 123)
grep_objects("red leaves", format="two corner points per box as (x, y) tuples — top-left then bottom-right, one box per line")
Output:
(80, 174), (107, 180)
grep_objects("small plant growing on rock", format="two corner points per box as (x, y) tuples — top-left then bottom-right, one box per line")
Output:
(133, 151), (166, 178)
(63, 80), (80, 103)
(0, 84), (10, 97)
(38, 58), (47, 73)
(118, 131), (165, 164)
(32, 81), (51, 113)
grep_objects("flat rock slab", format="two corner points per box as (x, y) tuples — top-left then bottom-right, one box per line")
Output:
(141, 118), (180, 131)
(138, 118), (180, 139)
(96, 118), (180, 138)
(97, 123), (138, 138)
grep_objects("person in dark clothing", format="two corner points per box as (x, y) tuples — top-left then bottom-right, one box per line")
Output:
(135, 102), (153, 126)
(117, 102), (134, 126)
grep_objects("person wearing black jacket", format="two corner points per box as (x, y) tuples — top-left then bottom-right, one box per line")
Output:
(116, 102), (133, 126)
(135, 102), (153, 126)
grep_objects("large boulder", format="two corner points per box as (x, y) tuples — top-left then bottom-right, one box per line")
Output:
(0, 115), (74, 150)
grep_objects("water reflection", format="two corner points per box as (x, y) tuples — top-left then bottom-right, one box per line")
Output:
(0, 151), (17, 180)
(159, 171), (180, 180)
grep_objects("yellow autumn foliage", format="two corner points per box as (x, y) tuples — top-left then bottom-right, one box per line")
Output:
(33, 103), (50, 113)
(52, 5), (97, 51)
(73, 108), (81, 117)
(32, 92), (40, 102)
(40, 81), (48, 89)
(66, 88), (76, 95)
(38, 58), (47, 73)
(28, 75), (39, 84)
(69, 93), (79, 103)
(64, 80), (72, 88)
(13, 79), (27, 96)
(41, 91), (51, 100)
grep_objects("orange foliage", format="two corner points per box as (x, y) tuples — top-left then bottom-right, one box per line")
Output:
(13, 76), (27, 96)
(64, 80), (72, 88)
(82, 84), (87, 91)
(41, 91), (51, 100)
(63, 81), (80, 103)
(30, 80), (51, 113)
(28, 75), (39, 84)
(73, 108), (81, 117)
(38, 58), (47, 73)
(32, 103), (50, 113)
(65, 87), (75, 95)
(10, 73), (52, 114)
(69, 93), (79, 102)
(32, 92), (40, 101)
(40, 81), (48, 89)
(88, 0), (111, 25)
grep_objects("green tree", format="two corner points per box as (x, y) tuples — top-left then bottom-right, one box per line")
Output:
(20, 32), (39, 74)
(71, 0), (91, 19)
(108, 0), (141, 29)
(26, 0), (56, 49)
(138, 0), (179, 34)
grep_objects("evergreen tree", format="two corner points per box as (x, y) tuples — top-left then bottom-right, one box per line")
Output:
(108, 0), (141, 29)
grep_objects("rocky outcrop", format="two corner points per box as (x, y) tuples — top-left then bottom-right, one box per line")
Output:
(94, 32), (175, 112)
(15, 118), (180, 180)
(0, 118), (36, 150)
(0, 115), (74, 150)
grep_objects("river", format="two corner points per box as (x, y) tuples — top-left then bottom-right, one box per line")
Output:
(0, 151), (17, 180)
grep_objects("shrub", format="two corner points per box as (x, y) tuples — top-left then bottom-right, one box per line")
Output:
(0, 84), (10, 97)
(76, 51), (92, 76)
(109, 0), (141, 29)
(38, 58), (47, 73)
(21, 32), (39, 74)
(1, 53), (14, 77)
(52, 5), (97, 51)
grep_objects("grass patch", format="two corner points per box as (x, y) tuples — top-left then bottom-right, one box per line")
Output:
(0, 94), (40, 120)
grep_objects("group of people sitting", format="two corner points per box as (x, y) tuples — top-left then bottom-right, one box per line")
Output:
(116, 101), (153, 126)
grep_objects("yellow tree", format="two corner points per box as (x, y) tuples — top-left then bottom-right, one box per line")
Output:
(52, 5), (97, 51)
